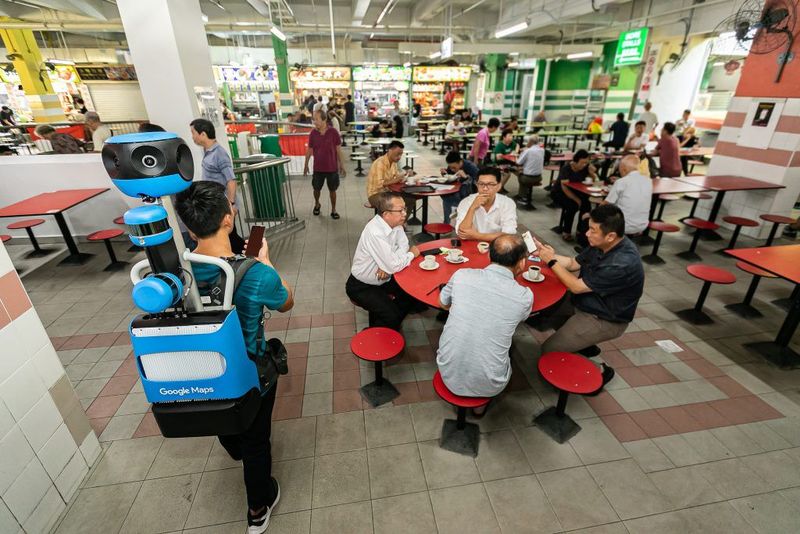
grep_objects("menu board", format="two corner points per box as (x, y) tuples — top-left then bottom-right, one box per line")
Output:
(76, 65), (137, 81)
(290, 67), (351, 82)
(614, 27), (649, 67)
(353, 66), (411, 82)
(412, 66), (471, 82)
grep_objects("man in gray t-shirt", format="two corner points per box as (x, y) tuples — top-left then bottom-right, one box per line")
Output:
(436, 235), (532, 399)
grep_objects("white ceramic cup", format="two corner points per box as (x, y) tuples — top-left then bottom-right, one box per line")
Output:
(528, 265), (542, 280)
(422, 255), (436, 268)
(477, 241), (489, 253)
(447, 249), (463, 261)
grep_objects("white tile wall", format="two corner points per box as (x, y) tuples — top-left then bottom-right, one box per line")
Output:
(0, 427), (34, 495)
(54, 451), (88, 503)
(0, 499), (21, 534)
(718, 126), (740, 144)
(0, 400), (14, 440)
(3, 457), (51, 524)
(783, 98), (800, 116)
(0, 361), (46, 421)
(38, 424), (77, 480)
(728, 97), (752, 113)
(22, 485), (64, 534)
(31, 344), (64, 390)
(12, 310), (49, 361)
(79, 432), (101, 466)
(0, 249), (12, 279)
(18, 395), (61, 453)
(0, 319), (29, 387)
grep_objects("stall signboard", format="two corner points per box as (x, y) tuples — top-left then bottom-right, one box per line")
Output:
(290, 67), (351, 82)
(413, 66), (471, 82)
(76, 65), (137, 81)
(214, 65), (277, 83)
(353, 66), (411, 82)
(614, 27), (649, 67)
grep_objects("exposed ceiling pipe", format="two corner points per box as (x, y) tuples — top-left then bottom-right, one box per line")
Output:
(328, 0), (336, 59)
(453, 0), (489, 19)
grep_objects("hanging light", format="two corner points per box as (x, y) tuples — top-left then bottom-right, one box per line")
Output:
(566, 51), (593, 60)
(495, 21), (528, 39)
(430, 51), (442, 59)
(270, 26), (287, 41)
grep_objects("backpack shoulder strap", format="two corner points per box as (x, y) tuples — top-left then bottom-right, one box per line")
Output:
(232, 257), (259, 296)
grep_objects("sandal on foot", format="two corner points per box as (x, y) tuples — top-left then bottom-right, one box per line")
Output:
(331, 212), (340, 220)
(313, 205), (321, 216)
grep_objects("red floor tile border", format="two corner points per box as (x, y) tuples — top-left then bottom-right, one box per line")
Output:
(684, 358), (725, 378)
(285, 342), (309, 359)
(272, 395), (303, 420)
(333, 324), (356, 339)
(601, 413), (648, 442)
(707, 376), (753, 399)
(585, 392), (626, 416)
(333, 370), (361, 391)
(266, 317), (290, 331)
(132, 413), (161, 438)
(655, 405), (705, 434)
(333, 389), (366, 413)
(598, 350), (635, 369)
(59, 334), (96, 351)
(684, 402), (733, 429)
(311, 313), (335, 327)
(333, 354), (359, 372)
(99, 374), (138, 397)
(276, 375), (305, 397)
(628, 409), (676, 438)
(85, 394), (126, 419)
(638, 364), (680, 385)
(89, 417), (111, 436)
(287, 316), (312, 329)
(287, 357), (307, 376)
(616, 366), (655, 387)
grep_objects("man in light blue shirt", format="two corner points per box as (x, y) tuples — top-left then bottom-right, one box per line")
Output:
(436, 235), (533, 400)
(515, 135), (545, 211)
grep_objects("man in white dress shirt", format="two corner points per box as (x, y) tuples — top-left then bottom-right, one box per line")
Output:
(346, 192), (421, 330)
(455, 167), (518, 241)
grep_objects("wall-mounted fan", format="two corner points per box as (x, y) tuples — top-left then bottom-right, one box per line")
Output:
(714, 0), (797, 82)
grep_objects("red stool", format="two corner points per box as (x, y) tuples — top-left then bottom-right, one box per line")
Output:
(642, 221), (680, 265)
(423, 223), (453, 239)
(680, 192), (713, 222)
(87, 229), (127, 271)
(7, 218), (50, 258)
(725, 261), (778, 318)
(677, 264), (736, 324)
(760, 214), (794, 246)
(1, 235), (10, 243)
(535, 352), (603, 443)
(432, 371), (490, 456)
(350, 327), (405, 407)
(677, 218), (720, 261)
(654, 194), (681, 221)
(719, 216), (758, 253)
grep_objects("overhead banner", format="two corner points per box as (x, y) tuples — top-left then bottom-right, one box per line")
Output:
(637, 42), (661, 102)
(352, 66), (411, 82)
(412, 66), (471, 82)
(289, 67), (351, 82)
(614, 27), (649, 67)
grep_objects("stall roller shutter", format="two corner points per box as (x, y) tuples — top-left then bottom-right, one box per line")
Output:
(86, 82), (147, 122)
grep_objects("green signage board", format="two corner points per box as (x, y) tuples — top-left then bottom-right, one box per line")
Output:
(614, 27), (649, 67)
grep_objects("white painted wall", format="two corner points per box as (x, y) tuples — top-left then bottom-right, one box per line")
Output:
(648, 39), (713, 128)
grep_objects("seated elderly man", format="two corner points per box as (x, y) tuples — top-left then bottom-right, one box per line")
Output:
(346, 192), (420, 331)
(455, 167), (518, 241)
(436, 235), (533, 400)
(535, 204), (644, 364)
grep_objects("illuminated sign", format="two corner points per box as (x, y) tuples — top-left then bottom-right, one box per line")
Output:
(290, 67), (351, 82)
(441, 37), (453, 59)
(412, 66), (471, 82)
(614, 27), (649, 67)
(352, 66), (412, 82)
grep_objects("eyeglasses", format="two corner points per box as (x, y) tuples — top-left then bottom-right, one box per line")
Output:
(476, 182), (499, 189)
(385, 208), (407, 213)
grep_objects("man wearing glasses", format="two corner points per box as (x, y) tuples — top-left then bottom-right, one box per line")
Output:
(455, 167), (518, 242)
(346, 192), (421, 331)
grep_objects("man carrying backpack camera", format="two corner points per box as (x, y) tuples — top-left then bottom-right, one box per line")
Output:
(176, 181), (294, 534)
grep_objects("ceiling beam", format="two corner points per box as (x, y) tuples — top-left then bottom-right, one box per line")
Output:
(351, 0), (370, 25)
(66, 0), (107, 20)
(398, 41), (604, 58)
(244, 0), (270, 18)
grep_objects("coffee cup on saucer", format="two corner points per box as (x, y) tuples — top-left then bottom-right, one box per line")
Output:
(583, 178), (592, 185)
(527, 265), (542, 281)
(477, 241), (489, 253)
(421, 255), (437, 269)
(447, 249), (463, 262)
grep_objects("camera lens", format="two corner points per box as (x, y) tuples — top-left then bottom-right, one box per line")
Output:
(141, 155), (157, 168)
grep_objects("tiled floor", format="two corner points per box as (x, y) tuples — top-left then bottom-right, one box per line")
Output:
(18, 136), (800, 532)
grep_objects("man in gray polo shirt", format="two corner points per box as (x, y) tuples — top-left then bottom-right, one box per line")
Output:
(436, 235), (532, 399)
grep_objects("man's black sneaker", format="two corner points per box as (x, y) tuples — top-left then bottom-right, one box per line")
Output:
(247, 478), (280, 534)
(586, 364), (615, 397)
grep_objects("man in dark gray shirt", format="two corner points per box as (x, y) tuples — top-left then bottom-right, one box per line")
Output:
(436, 235), (532, 399)
(190, 118), (245, 252)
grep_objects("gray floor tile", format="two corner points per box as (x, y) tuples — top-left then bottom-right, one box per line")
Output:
(147, 437), (214, 479)
(417, 440), (480, 490)
(310, 501), (372, 534)
(204, 438), (242, 471)
(710, 426), (767, 457)
(588, 459), (671, 519)
(119, 473), (201, 533)
(54, 482), (141, 534)
(538, 466), (620, 531)
(272, 417), (317, 461)
(272, 458), (314, 514)
(115, 392), (150, 416)
(182, 521), (246, 533)
(301, 392), (332, 417)
(368, 443), (426, 499)
(695, 458), (773, 500)
(484, 474), (561, 533)
(268, 511), (311, 534)
(679, 501), (757, 533)
(184, 468), (246, 529)
(569, 418), (630, 465)
(85, 436), (163, 487)
(409, 401), (455, 442)
(314, 411), (365, 455)
(364, 405), (416, 448)
(474, 430), (532, 481)
(304, 372), (333, 394)
(312, 450), (370, 508)
(372, 492), (437, 534)
(648, 465), (724, 509)
(622, 439), (675, 473)
(430, 483), (501, 534)
(738, 450), (800, 491)
(98, 413), (146, 442)
(729, 492), (800, 534)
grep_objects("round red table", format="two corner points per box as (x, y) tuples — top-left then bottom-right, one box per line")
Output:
(393, 239), (567, 314)
(389, 181), (461, 227)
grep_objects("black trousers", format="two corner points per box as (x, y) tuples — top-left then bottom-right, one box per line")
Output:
(551, 188), (583, 234)
(518, 173), (541, 204)
(218, 383), (278, 511)
(346, 275), (415, 331)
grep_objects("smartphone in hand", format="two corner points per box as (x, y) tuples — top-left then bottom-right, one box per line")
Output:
(244, 226), (266, 257)
(522, 231), (537, 253)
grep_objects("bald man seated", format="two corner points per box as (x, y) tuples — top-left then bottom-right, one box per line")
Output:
(436, 235), (533, 401)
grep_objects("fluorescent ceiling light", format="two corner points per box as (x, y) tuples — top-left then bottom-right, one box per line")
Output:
(46, 59), (75, 65)
(370, 32), (375, 38)
(271, 25), (286, 41)
(508, 62), (519, 68)
(566, 51), (593, 60)
(201, 14), (209, 23)
(495, 21), (528, 39)
(376, 0), (398, 26)
(235, 21), (258, 26)
(430, 51), (441, 59)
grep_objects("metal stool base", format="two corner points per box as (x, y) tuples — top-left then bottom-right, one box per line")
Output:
(641, 254), (665, 265)
(725, 302), (763, 318)
(25, 248), (54, 258)
(533, 406), (581, 444)
(675, 308), (714, 325)
(676, 251), (702, 261)
(359, 379), (399, 407)
(439, 419), (481, 457)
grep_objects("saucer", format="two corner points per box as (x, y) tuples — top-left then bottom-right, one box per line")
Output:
(445, 256), (469, 264)
(586, 186), (602, 192)
(522, 271), (544, 283)
(420, 261), (440, 271)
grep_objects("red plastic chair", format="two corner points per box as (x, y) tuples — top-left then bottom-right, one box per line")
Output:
(535, 352), (603, 443)
(87, 229), (127, 271)
(642, 221), (680, 265)
(676, 264), (736, 324)
(432, 371), (490, 456)
(350, 327), (405, 407)
(677, 218), (720, 261)
(725, 261), (778, 318)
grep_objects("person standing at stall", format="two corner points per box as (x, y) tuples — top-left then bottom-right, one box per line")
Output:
(304, 109), (347, 219)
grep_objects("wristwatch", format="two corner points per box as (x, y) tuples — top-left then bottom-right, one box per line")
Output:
(547, 259), (558, 268)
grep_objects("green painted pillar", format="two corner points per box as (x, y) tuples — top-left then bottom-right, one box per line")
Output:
(482, 53), (508, 117)
(272, 34), (293, 122)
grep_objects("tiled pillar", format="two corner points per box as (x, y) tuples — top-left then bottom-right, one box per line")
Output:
(0, 243), (100, 533)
